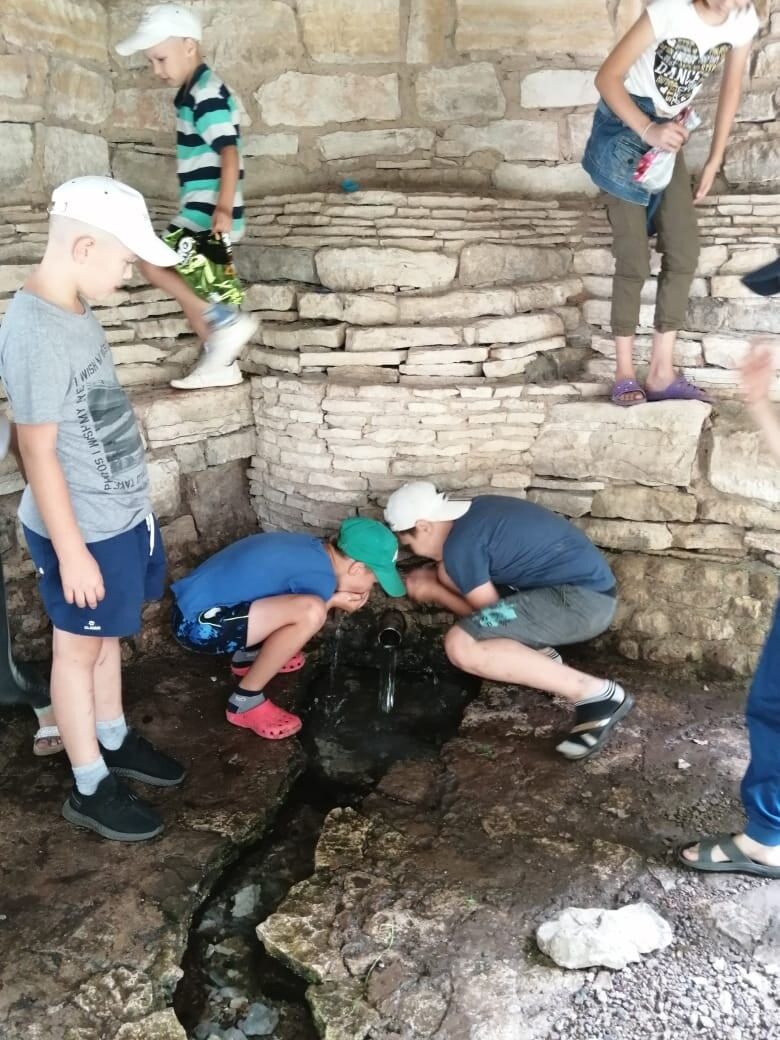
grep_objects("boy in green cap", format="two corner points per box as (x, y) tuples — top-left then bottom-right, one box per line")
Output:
(171, 518), (404, 739)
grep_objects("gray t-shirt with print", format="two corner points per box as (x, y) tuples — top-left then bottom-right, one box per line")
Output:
(0, 290), (151, 543)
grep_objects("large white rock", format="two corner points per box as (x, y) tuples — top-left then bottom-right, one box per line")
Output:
(297, 0), (401, 63)
(438, 119), (559, 161)
(299, 292), (399, 325)
(710, 413), (780, 506)
(532, 401), (710, 486)
(493, 162), (599, 196)
(537, 903), (673, 970)
(459, 244), (571, 287)
(316, 247), (457, 291)
(455, 0), (620, 56)
(49, 61), (114, 125)
(0, 124), (33, 189)
(407, 0), (452, 63)
(475, 313), (564, 344)
(40, 125), (110, 189)
(521, 70), (599, 109)
(398, 288), (516, 323)
(318, 128), (434, 161)
(415, 63), (506, 122)
(256, 72), (401, 127)
(347, 326), (460, 351)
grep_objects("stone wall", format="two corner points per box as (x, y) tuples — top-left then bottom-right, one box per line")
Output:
(2, 0), (780, 202)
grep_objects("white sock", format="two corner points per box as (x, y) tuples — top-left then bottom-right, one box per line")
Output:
(73, 757), (109, 796)
(96, 714), (128, 751)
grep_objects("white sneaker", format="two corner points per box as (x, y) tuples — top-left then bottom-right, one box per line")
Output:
(206, 310), (259, 364)
(170, 360), (243, 390)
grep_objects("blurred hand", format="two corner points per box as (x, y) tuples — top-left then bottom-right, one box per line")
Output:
(404, 567), (441, 604)
(694, 159), (719, 203)
(211, 205), (232, 235)
(329, 590), (369, 614)
(644, 121), (689, 153)
(741, 343), (776, 407)
(60, 548), (105, 610)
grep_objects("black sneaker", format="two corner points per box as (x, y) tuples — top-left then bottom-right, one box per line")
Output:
(62, 773), (164, 842)
(101, 730), (186, 788)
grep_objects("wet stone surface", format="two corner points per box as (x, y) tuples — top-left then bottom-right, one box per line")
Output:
(2, 639), (780, 1040)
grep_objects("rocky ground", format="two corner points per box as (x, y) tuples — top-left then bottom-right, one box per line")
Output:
(1, 646), (779, 1040)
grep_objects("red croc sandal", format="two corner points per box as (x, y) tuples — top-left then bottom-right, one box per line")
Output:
(226, 698), (302, 740)
(230, 649), (306, 679)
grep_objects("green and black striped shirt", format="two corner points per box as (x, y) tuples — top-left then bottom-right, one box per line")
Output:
(174, 64), (245, 240)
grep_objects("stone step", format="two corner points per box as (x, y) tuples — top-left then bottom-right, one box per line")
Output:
(261, 322), (346, 350)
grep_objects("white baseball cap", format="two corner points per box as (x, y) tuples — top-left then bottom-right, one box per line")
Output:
(50, 176), (179, 267)
(115, 4), (202, 55)
(384, 481), (471, 532)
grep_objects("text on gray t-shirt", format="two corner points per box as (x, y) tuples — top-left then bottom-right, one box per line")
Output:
(0, 290), (151, 542)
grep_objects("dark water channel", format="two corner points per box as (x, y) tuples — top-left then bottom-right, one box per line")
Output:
(175, 609), (479, 1040)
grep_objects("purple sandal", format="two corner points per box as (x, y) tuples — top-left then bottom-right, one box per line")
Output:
(610, 378), (647, 407)
(645, 374), (714, 404)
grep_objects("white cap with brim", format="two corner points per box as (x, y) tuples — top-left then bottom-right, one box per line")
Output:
(384, 481), (471, 532)
(50, 176), (179, 268)
(115, 3), (202, 56)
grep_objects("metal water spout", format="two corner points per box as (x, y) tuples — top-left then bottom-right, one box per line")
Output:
(377, 609), (406, 649)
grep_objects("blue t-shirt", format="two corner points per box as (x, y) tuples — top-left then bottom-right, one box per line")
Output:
(171, 532), (337, 618)
(443, 496), (615, 596)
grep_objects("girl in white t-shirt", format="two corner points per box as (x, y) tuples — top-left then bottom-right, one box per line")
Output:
(582, 0), (761, 405)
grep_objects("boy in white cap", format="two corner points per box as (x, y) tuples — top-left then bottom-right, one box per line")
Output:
(385, 483), (633, 761)
(116, 4), (256, 390)
(0, 176), (185, 841)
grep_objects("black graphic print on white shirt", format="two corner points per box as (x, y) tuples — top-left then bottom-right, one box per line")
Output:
(654, 37), (732, 109)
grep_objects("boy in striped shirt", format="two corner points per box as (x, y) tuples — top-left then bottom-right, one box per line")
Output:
(116, 4), (257, 390)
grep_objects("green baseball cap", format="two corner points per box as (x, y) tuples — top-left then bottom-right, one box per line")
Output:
(337, 517), (406, 597)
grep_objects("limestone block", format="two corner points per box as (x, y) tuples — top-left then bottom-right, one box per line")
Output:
(573, 249), (614, 276)
(475, 313), (564, 344)
(527, 488), (593, 518)
(3, 0), (107, 64)
(243, 133), (299, 157)
(565, 112), (595, 160)
(755, 42), (780, 78)
(724, 299), (780, 336)
(537, 903), (673, 970)
(263, 323), (346, 350)
(240, 246), (318, 285)
(577, 517), (673, 553)
(347, 326), (460, 351)
(256, 72), (401, 127)
(143, 386), (253, 447)
(438, 120), (559, 161)
(245, 347), (302, 374)
(396, 288), (514, 324)
(591, 486), (698, 523)
(204, 0), (302, 83)
(0, 54), (47, 122)
(460, 244), (571, 287)
(514, 279), (583, 312)
(724, 133), (780, 187)
(489, 336), (566, 360)
(703, 335), (780, 369)
(0, 125), (33, 189)
(306, 350), (407, 367)
(493, 162), (599, 196)
(670, 523), (744, 553)
(720, 246), (778, 275)
(415, 63), (506, 122)
(710, 414), (780, 505)
(746, 530), (780, 555)
(147, 459), (181, 520)
(455, 0), (618, 57)
(40, 126), (110, 189)
(400, 362), (483, 377)
(317, 248), (457, 291)
(49, 61), (113, 126)
(591, 335), (703, 368)
(407, 0), (452, 63)
(185, 460), (257, 551)
(298, 0), (401, 62)
(111, 147), (178, 204)
(174, 443), (207, 474)
(299, 292), (399, 326)
(111, 88), (175, 134)
(532, 401), (710, 486)
(482, 357), (534, 378)
(698, 491), (780, 532)
(319, 128), (434, 161)
(206, 430), (255, 466)
(114, 1009), (187, 1040)
(244, 284), (297, 312)
(521, 70), (599, 109)
(406, 346), (489, 365)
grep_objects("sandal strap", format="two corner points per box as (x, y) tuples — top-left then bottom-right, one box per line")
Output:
(34, 726), (60, 740)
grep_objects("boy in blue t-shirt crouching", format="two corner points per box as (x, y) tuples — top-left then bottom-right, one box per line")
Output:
(171, 518), (405, 739)
(385, 483), (633, 761)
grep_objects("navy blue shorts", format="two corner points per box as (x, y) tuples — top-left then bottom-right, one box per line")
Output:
(171, 601), (252, 655)
(23, 514), (166, 638)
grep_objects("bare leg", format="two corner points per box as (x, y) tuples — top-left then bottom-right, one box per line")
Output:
(645, 329), (678, 394)
(137, 260), (210, 341)
(50, 629), (102, 767)
(444, 627), (605, 703)
(93, 637), (123, 723)
(238, 595), (328, 693)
